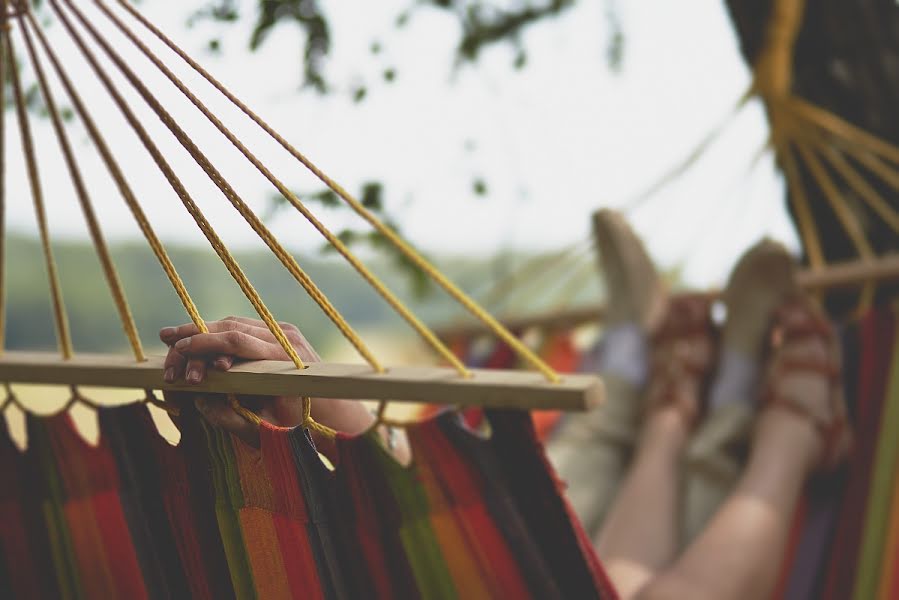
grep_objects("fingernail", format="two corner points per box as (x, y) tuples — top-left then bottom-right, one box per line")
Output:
(187, 368), (201, 384)
(164, 367), (175, 383)
(160, 327), (176, 339)
(175, 338), (191, 351)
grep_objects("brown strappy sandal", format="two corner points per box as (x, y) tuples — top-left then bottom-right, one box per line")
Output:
(645, 294), (717, 429)
(760, 297), (852, 470)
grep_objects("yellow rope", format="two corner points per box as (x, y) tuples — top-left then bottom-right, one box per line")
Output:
(794, 139), (875, 259)
(97, 0), (456, 375)
(144, 390), (180, 417)
(821, 134), (899, 205)
(98, 0), (468, 376)
(228, 394), (263, 426)
(24, 10), (207, 334)
(752, 0), (806, 100)
(15, 13), (146, 362)
(302, 396), (337, 438)
(779, 141), (826, 269)
(116, 0), (558, 383)
(813, 143), (899, 235)
(49, 0), (302, 369)
(788, 97), (899, 165)
(7, 33), (73, 359)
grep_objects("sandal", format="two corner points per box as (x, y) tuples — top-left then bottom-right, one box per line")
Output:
(760, 297), (852, 470)
(645, 294), (717, 429)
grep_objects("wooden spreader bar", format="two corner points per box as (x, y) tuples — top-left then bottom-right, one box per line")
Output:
(0, 352), (605, 411)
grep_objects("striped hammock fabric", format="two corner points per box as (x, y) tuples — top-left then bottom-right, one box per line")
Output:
(0, 401), (617, 599)
(746, 303), (899, 600)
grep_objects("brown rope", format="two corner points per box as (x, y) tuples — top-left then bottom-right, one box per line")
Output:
(6, 32), (73, 359)
(794, 139), (875, 259)
(48, 0), (303, 369)
(15, 12), (146, 361)
(779, 140), (825, 269)
(22, 9), (207, 334)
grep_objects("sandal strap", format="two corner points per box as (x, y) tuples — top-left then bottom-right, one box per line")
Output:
(774, 358), (841, 381)
(762, 390), (848, 466)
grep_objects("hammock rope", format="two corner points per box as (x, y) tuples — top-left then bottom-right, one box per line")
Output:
(0, 0), (612, 420)
(6, 32), (73, 360)
(47, 0), (306, 370)
(14, 11), (146, 362)
(22, 8), (208, 336)
(113, 0), (560, 384)
(93, 0), (469, 379)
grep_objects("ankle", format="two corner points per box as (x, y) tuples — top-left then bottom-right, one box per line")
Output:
(639, 407), (691, 453)
(751, 408), (823, 476)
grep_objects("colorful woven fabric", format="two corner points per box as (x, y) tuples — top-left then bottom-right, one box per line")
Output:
(1, 400), (616, 599)
(821, 307), (896, 600)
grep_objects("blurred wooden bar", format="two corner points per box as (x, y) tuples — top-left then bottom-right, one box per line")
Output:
(436, 254), (899, 338)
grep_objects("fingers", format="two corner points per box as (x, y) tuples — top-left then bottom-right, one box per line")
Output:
(160, 319), (278, 345)
(163, 346), (187, 383)
(185, 358), (207, 385)
(212, 355), (234, 371)
(159, 317), (317, 361)
(174, 330), (285, 361)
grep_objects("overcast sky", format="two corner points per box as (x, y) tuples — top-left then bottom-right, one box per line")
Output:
(5, 0), (799, 290)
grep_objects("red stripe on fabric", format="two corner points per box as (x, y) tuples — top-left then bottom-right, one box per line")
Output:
(92, 489), (148, 600)
(823, 309), (895, 600)
(412, 421), (532, 598)
(259, 426), (324, 600)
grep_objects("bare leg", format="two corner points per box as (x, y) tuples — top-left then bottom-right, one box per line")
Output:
(639, 302), (846, 600)
(639, 409), (819, 600)
(596, 295), (713, 598)
(596, 408), (690, 598)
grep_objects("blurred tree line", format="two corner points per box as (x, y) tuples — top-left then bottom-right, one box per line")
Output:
(6, 234), (601, 356)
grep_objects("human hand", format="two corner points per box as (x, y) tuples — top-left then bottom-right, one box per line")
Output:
(159, 316), (375, 450)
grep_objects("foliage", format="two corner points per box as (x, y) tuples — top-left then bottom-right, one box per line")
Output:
(194, 0), (623, 90)
(266, 181), (433, 297)
(3, 234), (523, 356)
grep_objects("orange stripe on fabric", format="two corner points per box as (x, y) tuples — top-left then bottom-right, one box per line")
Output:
(240, 508), (293, 600)
(254, 426), (325, 599)
(413, 424), (533, 599)
(413, 454), (494, 598)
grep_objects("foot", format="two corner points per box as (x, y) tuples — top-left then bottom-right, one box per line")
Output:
(593, 209), (667, 331)
(758, 297), (852, 471)
(722, 239), (798, 358)
(645, 294), (717, 430)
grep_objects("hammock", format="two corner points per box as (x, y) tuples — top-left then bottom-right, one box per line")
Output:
(0, 0), (616, 598)
(0, 0), (605, 413)
(0, 399), (617, 598)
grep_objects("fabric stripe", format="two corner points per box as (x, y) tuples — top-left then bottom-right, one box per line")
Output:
(853, 321), (899, 600)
